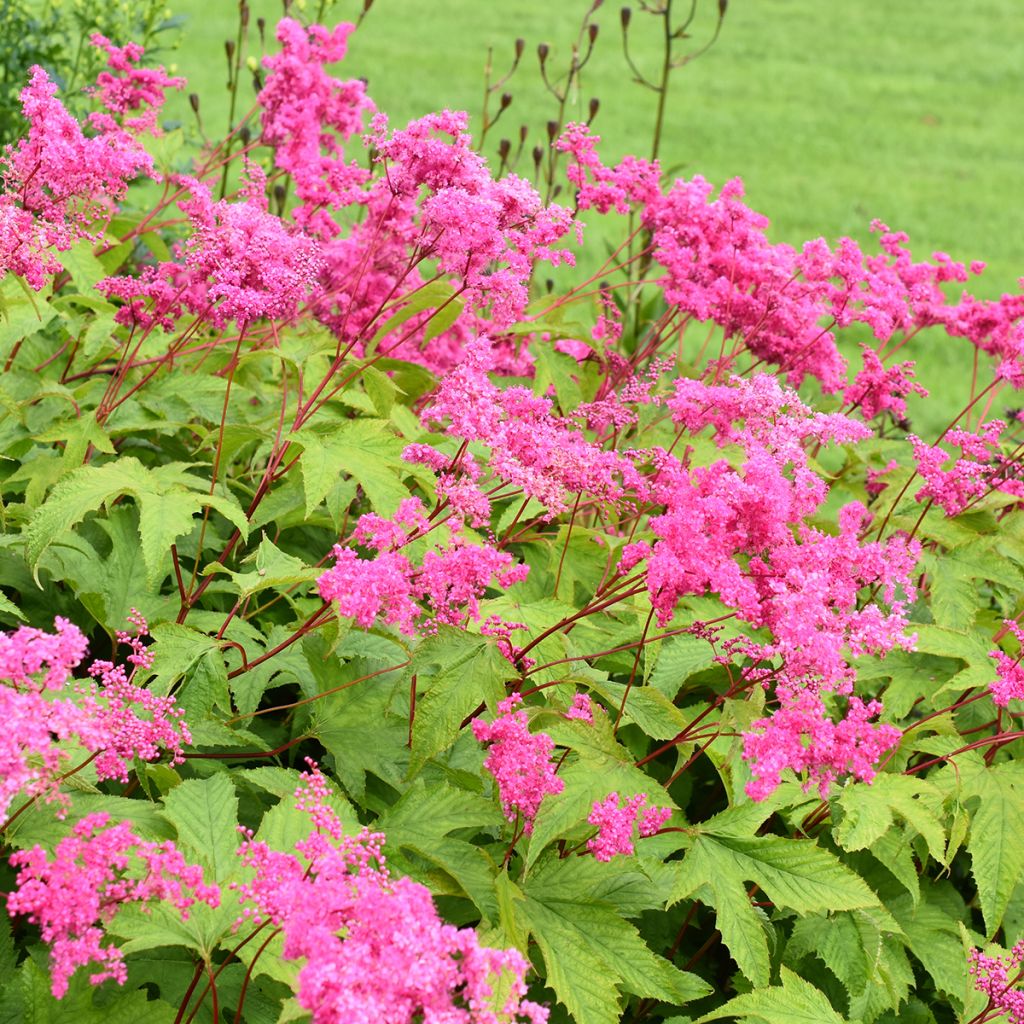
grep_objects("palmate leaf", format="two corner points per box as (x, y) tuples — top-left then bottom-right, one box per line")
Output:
(697, 967), (847, 1023)
(671, 831), (879, 989)
(25, 457), (248, 587)
(291, 418), (413, 516)
(834, 774), (946, 863)
(0, 956), (176, 1024)
(516, 865), (711, 1024)
(407, 627), (516, 775)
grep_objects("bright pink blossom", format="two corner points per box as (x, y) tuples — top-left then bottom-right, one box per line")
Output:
(586, 792), (671, 861)
(236, 765), (548, 1024)
(969, 942), (1024, 1024)
(990, 621), (1024, 708)
(472, 695), (564, 833)
(7, 812), (219, 997)
(742, 693), (901, 801)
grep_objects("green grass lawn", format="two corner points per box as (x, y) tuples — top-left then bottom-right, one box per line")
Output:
(164, 0), (1024, 301)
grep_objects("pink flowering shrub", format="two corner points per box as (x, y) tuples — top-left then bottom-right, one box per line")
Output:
(0, 8), (1022, 1024)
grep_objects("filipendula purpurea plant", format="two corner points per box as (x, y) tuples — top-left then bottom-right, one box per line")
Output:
(2, 3), (1024, 1022)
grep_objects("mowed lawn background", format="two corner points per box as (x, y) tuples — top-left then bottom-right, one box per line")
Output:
(165, 0), (1023, 427)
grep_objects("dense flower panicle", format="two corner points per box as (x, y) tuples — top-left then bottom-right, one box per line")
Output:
(7, 812), (219, 998)
(0, 615), (190, 819)
(236, 766), (548, 1024)
(100, 168), (324, 329)
(910, 420), (1024, 516)
(586, 792), (671, 861)
(317, 502), (527, 636)
(557, 122), (661, 215)
(0, 617), (88, 690)
(0, 64), (156, 288)
(87, 33), (184, 134)
(427, 337), (647, 517)
(258, 18), (372, 221)
(990, 621), (1024, 708)
(969, 942), (1024, 1024)
(742, 693), (902, 801)
(647, 176), (848, 391)
(367, 110), (575, 328)
(472, 695), (564, 833)
(844, 344), (928, 421)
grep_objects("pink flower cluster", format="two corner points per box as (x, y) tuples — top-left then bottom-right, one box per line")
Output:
(844, 343), (928, 422)
(7, 811), (219, 997)
(426, 337), (646, 517)
(989, 621), (1024, 708)
(317, 499), (528, 635)
(258, 18), (372, 225)
(969, 941), (1024, 1024)
(565, 693), (594, 723)
(910, 419), (1024, 516)
(236, 766), (548, 1024)
(86, 33), (184, 134)
(586, 792), (671, 862)
(471, 695), (564, 833)
(0, 614), (191, 820)
(101, 166), (323, 329)
(0, 52), (162, 289)
(742, 693), (902, 801)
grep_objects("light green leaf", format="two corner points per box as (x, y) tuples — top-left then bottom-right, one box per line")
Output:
(409, 628), (515, 774)
(697, 966), (846, 1023)
(25, 457), (248, 587)
(962, 759), (1024, 935)
(160, 773), (239, 882)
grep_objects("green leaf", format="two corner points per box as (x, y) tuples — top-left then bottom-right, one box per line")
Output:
(961, 759), (1024, 935)
(697, 966), (847, 1023)
(409, 628), (515, 774)
(25, 457), (248, 587)
(520, 881), (711, 1024)
(671, 831), (878, 988)
(292, 419), (410, 516)
(160, 773), (239, 882)
(834, 774), (945, 862)
(0, 592), (26, 622)
(217, 533), (319, 602)
(647, 633), (717, 698)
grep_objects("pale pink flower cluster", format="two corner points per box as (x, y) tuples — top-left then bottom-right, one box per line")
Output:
(742, 693), (901, 801)
(969, 941), (1024, 1024)
(7, 811), (219, 997)
(910, 420), (1024, 516)
(0, 614), (191, 820)
(236, 766), (548, 1024)
(471, 695), (564, 833)
(427, 337), (647, 517)
(586, 792), (671, 862)
(989, 621), (1024, 708)
(317, 498), (528, 635)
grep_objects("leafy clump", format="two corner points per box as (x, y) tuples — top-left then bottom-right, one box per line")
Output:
(1, 7), (1024, 1024)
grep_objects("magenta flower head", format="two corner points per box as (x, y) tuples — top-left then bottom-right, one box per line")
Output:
(472, 695), (564, 833)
